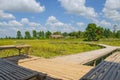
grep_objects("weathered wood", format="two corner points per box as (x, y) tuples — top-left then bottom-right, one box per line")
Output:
(80, 61), (120, 80)
(0, 45), (31, 55)
(80, 51), (120, 80)
(0, 58), (38, 80)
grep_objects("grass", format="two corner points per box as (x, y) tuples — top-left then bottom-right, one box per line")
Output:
(94, 38), (120, 46)
(0, 39), (101, 58)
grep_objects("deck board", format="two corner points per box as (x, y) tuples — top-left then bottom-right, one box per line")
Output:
(0, 59), (39, 80)
(80, 52), (120, 80)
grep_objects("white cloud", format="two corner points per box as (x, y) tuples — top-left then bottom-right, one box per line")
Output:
(0, 18), (46, 37)
(93, 19), (112, 28)
(77, 22), (85, 27)
(59, 0), (98, 19)
(21, 18), (29, 24)
(100, 20), (112, 27)
(103, 0), (120, 21)
(0, 0), (45, 13)
(46, 16), (77, 32)
(46, 16), (64, 27)
(0, 10), (15, 19)
(0, 20), (23, 27)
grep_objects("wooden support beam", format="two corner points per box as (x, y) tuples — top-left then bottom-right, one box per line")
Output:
(0, 45), (31, 56)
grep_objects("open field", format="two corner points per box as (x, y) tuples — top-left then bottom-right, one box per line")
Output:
(95, 38), (120, 46)
(0, 39), (101, 58)
(0, 39), (120, 58)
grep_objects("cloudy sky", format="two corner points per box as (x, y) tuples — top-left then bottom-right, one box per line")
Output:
(0, 0), (120, 37)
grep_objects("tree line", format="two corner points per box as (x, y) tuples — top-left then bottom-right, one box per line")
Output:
(3, 23), (120, 41)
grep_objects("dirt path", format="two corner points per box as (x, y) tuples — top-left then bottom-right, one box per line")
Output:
(18, 44), (120, 80)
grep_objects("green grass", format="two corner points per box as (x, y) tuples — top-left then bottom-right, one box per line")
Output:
(0, 39), (101, 58)
(1, 38), (119, 58)
(94, 38), (120, 46)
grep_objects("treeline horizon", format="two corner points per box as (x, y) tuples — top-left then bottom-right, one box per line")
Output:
(1, 23), (120, 41)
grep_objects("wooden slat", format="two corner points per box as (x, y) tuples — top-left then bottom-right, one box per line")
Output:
(80, 52), (120, 80)
(0, 59), (39, 80)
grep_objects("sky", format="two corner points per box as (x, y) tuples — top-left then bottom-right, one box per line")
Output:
(0, 0), (120, 37)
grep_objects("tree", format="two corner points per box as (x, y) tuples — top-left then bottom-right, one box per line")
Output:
(37, 31), (44, 39)
(41, 31), (45, 39)
(53, 31), (61, 35)
(69, 31), (78, 38)
(103, 28), (112, 38)
(113, 24), (117, 38)
(115, 30), (120, 38)
(96, 26), (103, 38)
(62, 32), (69, 37)
(37, 31), (42, 39)
(16, 31), (22, 39)
(24, 31), (31, 39)
(84, 23), (98, 41)
(77, 31), (82, 38)
(45, 31), (52, 38)
(32, 30), (37, 39)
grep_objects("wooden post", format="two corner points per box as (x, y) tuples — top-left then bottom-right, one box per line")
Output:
(18, 48), (22, 55)
(93, 60), (96, 66)
(26, 47), (30, 55)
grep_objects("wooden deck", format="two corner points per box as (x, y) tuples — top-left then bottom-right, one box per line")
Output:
(105, 51), (120, 63)
(1, 44), (120, 80)
(80, 51), (120, 80)
(48, 44), (118, 65)
(18, 56), (93, 80)
(0, 58), (39, 80)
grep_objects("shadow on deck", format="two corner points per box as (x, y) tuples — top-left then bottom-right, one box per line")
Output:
(3, 55), (62, 80)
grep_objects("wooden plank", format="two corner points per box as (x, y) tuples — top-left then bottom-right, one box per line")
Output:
(0, 45), (31, 56)
(0, 59), (39, 80)
(80, 61), (120, 80)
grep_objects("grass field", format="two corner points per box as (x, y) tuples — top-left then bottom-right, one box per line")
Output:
(95, 38), (120, 46)
(0, 39), (101, 58)
(0, 38), (119, 58)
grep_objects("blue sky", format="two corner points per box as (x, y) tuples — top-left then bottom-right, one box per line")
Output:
(0, 0), (120, 37)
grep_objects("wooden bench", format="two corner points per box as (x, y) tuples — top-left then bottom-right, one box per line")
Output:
(80, 61), (120, 80)
(0, 58), (39, 80)
(0, 45), (30, 55)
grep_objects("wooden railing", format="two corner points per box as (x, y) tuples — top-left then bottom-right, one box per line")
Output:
(0, 45), (31, 57)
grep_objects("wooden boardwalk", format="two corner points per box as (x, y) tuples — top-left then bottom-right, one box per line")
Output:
(49, 44), (118, 65)
(80, 51), (120, 80)
(18, 44), (120, 80)
(105, 51), (120, 63)
(2, 44), (120, 80)
(0, 58), (39, 80)
(19, 56), (93, 80)
(80, 61), (120, 80)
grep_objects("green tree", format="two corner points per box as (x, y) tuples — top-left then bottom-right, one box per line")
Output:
(32, 30), (37, 39)
(84, 23), (98, 41)
(45, 31), (52, 38)
(53, 31), (61, 35)
(37, 31), (44, 39)
(76, 31), (83, 38)
(16, 31), (22, 39)
(37, 31), (42, 39)
(113, 24), (117, 38)
(24, 31), (31, 39)
(62, 32), (69, 37)
(69, 31), (78, 38)
(96, 26), (103, 38)
(116, 30), (120, 38)
(103, 28), (112, 38)
(41, 31), (45, 39)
